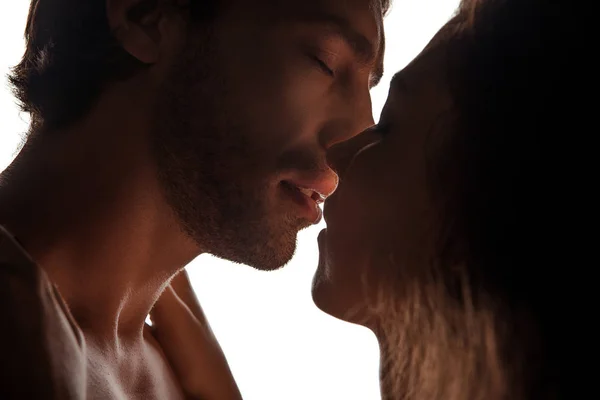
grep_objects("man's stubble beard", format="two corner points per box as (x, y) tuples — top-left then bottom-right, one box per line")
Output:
(150, 29), (305, 271)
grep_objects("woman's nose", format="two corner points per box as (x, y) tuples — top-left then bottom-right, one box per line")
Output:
(326, 126), (380, 178)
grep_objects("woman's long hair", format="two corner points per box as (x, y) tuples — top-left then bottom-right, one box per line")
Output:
(374, 0), (579, 398)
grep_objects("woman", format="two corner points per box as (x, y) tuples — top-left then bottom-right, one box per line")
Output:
(313, 0), (577, 398)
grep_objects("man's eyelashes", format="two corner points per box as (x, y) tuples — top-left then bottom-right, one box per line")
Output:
(310, 55), (335, 77)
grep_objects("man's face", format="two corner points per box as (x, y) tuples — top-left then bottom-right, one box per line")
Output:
(151, 0), (383, 270)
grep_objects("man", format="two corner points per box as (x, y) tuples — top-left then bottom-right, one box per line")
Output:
(0, 0), (387, 398)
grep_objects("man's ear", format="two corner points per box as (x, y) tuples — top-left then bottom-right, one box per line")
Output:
(106, 0), (190, 64)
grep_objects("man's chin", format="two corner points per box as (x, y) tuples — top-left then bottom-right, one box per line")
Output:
(246, 236), (298, 271)
(244, 218), (312, 271)
(185, 210), (309, 271)
(209, 229), (299, 272)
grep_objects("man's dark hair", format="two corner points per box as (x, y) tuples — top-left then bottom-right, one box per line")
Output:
(9, 0), (391, 132)
(8, 0), (219, 131)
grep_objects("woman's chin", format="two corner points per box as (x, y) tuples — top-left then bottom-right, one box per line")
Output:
(310, 255), (334, 316)
(311, 265), (368, 327)
(311, 281), (349, 323)
(313, 228), (375, 328)
(311, 268), (350, 323)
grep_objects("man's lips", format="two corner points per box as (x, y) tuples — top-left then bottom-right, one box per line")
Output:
(281, 181), (325, 223)
(279, 168), (338, 224)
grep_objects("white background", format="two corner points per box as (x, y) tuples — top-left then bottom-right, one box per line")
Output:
(0, 1), (459, 398)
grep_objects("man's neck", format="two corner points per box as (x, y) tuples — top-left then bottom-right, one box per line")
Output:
(0, 113), (201, 345)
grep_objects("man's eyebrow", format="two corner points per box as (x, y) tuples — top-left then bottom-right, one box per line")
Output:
(304, 14), (383, 87)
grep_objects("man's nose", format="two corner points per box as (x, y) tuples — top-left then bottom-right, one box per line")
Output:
(320, 84), (375, 150)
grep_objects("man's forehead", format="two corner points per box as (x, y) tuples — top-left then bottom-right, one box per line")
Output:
(293, 0), (384, 33)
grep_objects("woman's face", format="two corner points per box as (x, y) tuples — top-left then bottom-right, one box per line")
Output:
(313, 44), (454, 327)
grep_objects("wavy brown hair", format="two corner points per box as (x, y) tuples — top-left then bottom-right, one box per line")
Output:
(374, 0), (576, 398)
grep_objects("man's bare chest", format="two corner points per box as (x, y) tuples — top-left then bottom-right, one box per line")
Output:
(83, 338), (186, 400)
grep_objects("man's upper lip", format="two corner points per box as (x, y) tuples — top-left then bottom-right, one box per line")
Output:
(282, 170), (339, 203)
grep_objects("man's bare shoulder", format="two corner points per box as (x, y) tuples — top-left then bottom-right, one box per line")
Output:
(0, 225), (57, 320)
(0, 225), (86, 399)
